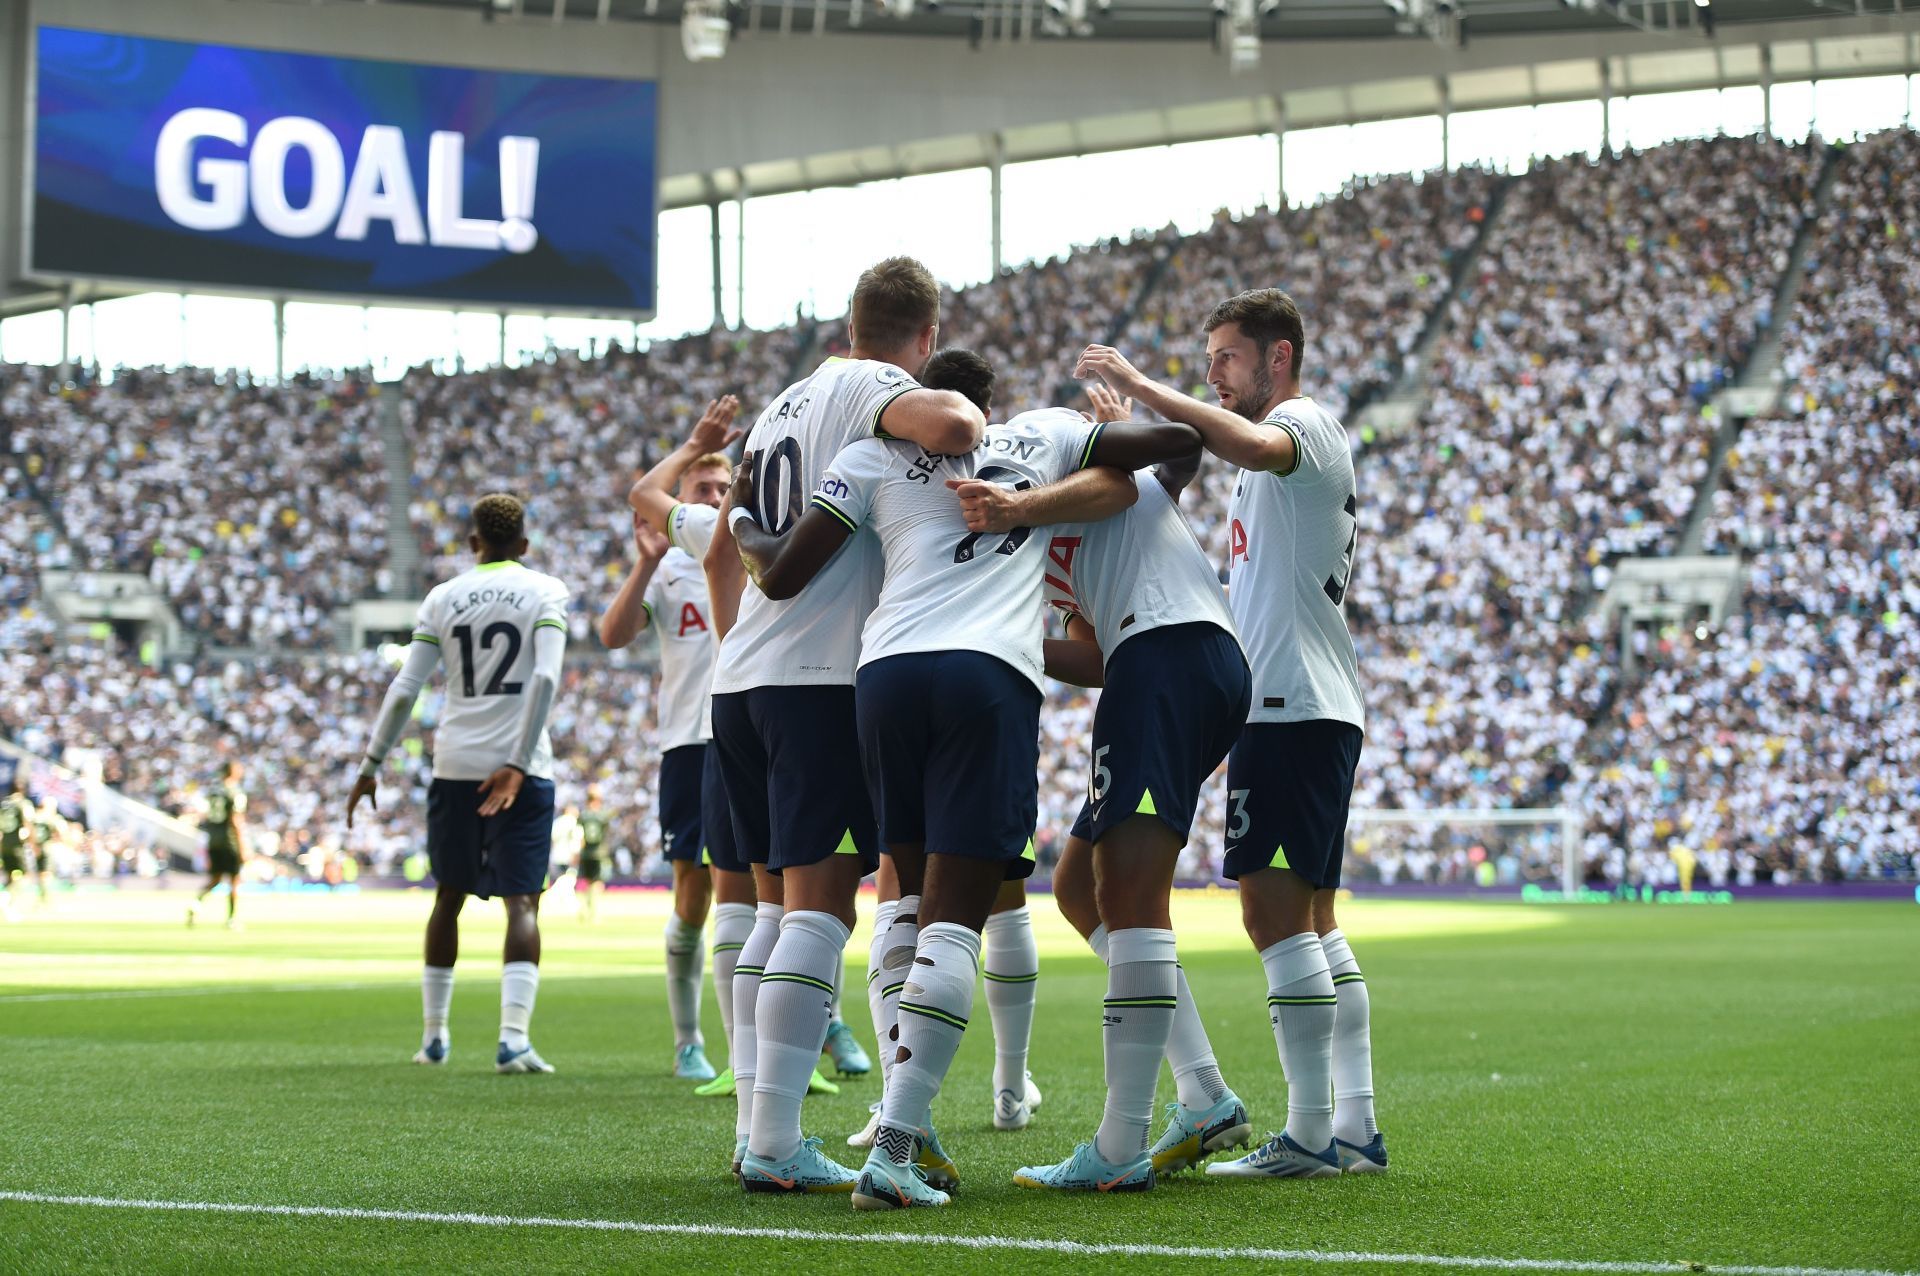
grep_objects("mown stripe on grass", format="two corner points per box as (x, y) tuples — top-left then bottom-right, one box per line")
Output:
(0, 1191), (1909, 1276)
(0, 982), (408, 1004)
(0, 970), (667, 1004)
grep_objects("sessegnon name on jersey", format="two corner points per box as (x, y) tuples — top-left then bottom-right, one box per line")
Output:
(982, 436), (1042, 462)
(903, 449), (945, 485)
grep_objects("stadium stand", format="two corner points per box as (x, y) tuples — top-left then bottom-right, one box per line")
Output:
(3, 367), (390, 648)
(1573, 128), (1920, 886)
(3, 132), (1915, 888)
(408, 324), (809, 619)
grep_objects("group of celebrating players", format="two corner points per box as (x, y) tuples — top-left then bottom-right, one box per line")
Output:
(344, 256), (1386, 1209)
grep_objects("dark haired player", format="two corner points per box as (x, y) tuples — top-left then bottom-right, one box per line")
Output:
(1077, 286), (1384, 1179)
(732, 346), (1201, 1209)
(188, 761), (249, 930)
(702, 257), (987, 1192)
(958, 377), (1255, 1191)
(347, 493), (572, 1076)
(848, 350), (1049, 1153)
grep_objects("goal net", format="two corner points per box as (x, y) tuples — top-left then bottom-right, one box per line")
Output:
(1342, 807), (1584, 897)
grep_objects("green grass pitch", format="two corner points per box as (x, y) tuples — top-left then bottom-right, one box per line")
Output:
(2, 889), (1916, 1275)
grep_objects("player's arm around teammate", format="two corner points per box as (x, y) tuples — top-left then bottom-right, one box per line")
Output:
(1080, 296), (1383, 1179)
(988, 382), (1253, 1190)
(1075, 343), (1298, 475)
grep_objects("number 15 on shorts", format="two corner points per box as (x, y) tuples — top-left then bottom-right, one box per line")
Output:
(1090, 745), (1111, 803)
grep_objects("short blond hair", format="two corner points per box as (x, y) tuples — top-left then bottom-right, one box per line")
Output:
(689, 453), (731, 473)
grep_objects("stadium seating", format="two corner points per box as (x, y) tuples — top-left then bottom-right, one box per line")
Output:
(3, 131), (1914, 887)
(1573, 129), (1920, 885)
(2, 367), (390, 648)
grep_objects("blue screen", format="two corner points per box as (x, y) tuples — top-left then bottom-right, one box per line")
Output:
(32, 26), (658, 313)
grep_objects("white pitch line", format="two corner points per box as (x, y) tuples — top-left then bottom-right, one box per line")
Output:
(0, 1192), (1909, 1276)
(0, 981), (405, 1004)
(0, 968), (665, 1004)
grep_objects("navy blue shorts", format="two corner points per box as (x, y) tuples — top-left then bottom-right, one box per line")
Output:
(659, 744), (706, 864)
(427, 776), (556, 899)
(856, 651), (1041, 879)
(1071, 622), (1250, 846)
(711, 686), (878, 875)
(700, 742), (747, 874)
(1221, 720), (1363, 889)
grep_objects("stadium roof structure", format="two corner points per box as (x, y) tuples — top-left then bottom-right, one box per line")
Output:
(244, 0), (1907, 46)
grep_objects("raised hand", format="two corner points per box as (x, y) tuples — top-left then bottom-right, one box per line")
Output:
(1075, 344), (1148, 397)
(1087, 383), (1135, 423)
(633, 510), (670, 560)
(688, 394), (744, 454)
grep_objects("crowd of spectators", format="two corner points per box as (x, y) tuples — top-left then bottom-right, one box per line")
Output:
(1131, 166), (1500, 423)
(2, 367), (390, 648)
(1572, 129), (1920, 884)
(3, 132), (1914, 888)
(407, 324), (807, 621)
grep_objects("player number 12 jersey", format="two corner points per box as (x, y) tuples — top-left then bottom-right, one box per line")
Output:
(412, 560), (572, 780)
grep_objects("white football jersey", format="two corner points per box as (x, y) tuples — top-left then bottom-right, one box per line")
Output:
(711, 358), (922, 694)
(1043, 468), (1239, 665)
(645, 546), (717, 752)
(666, 501), (719, 559)
(816, 407), (1098, 692)
(660, 501), (721, 742)
(413, 560), (572, 780)
(1226, 396), (1364, 729)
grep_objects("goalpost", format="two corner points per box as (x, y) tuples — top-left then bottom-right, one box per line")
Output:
(1345, 807), (1585, 897)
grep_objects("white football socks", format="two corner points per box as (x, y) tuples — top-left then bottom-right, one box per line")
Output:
(1260, 932), (1337, 1152)
(1168, 963), (1230, 1110)
(1096, 927), (1178, 1164)
(750, 909), (849, 1162)
(865, 899), (900, 1087)
(877, 894), (920, 1077)
(1088, 924), (1227, 1112)
(421, 965), (454, 1048)
(829, 948), (846, 1027)
(982, 905), (1040, 1101)
(1323, 928), (1378, 1145)
(663, 913), (706, 1050)
(499, 961), (539, 1052)
(710, 902), (757, 1063)
(878, 921), (980, 1165)
(732, 902), (782, 1145)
